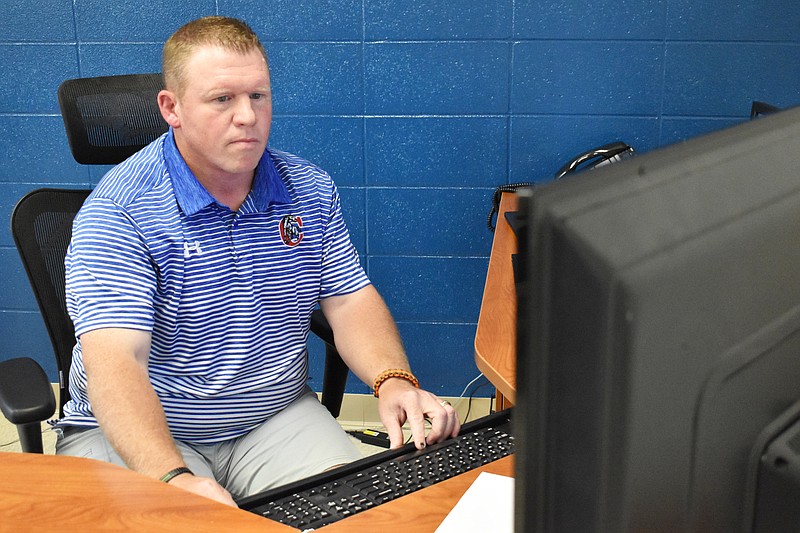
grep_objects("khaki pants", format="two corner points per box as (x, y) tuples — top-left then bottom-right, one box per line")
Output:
(55, 387), (362, 499)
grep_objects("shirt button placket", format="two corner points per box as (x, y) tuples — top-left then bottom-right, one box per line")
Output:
(225, 211), (239, 262)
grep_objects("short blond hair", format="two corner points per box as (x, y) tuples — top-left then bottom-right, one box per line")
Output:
(162, 16), (267, 95)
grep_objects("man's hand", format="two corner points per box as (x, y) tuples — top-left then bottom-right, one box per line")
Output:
(318, 287), (459, 448)
(169, 474), (238, 507)
(377, 378), (460, 449)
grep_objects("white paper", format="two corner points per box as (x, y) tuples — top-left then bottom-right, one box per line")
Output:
(435, 472), (514, 533)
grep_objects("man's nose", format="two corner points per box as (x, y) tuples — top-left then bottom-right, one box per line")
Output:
(233, 97), (257, 125)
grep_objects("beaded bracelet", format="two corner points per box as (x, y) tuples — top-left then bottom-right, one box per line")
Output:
(159, 466), (194, 483)
(373, 368), (420, 398)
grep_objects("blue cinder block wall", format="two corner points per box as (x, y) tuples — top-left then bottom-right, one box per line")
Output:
(1, 1), (799, 397)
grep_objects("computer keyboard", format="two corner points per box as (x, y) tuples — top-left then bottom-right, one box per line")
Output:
(237, 408), (514, 531)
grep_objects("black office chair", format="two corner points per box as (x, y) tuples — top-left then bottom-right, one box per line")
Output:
(0, 74), (348, 453)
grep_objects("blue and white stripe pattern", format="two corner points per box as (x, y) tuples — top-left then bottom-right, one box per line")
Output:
(61, 130), (370, 444)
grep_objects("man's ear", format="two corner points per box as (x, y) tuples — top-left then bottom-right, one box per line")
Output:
(157, 89), (181, 128)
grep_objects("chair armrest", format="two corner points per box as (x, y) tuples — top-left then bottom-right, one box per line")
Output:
(0, 357), (56, 425)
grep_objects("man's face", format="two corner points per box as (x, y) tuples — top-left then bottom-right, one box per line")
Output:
(163, 45), (272, 186)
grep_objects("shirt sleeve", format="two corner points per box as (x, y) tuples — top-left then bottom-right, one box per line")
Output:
(318, 183), (371, 299)
(66, 197), (158, 337)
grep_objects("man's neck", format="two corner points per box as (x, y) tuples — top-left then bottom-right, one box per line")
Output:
(197, 175), (253, 212)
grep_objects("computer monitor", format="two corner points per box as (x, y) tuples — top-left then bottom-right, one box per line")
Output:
(514, 105), (800, 532)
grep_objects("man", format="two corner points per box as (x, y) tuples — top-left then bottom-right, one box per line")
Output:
(57, 16), (459, 507)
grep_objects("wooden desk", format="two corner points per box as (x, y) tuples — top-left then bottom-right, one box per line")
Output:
(0, 452), (291, 532)
(475, 192), (519, 406)
(1, 451), (513, 532)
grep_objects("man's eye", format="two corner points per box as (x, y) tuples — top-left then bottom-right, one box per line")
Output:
(251, 93), (265, 100)
(215, 95), (231, 103)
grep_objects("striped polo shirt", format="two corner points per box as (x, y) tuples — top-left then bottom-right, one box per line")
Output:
(61, 130), (370, 443)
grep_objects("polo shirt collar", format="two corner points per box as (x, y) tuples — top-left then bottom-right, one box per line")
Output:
(163, 128), (291, 216)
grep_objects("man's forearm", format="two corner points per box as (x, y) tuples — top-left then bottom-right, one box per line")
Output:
(81, 328), (237, 506)
(90, 363), (184, 477)
(82, 329), (185, 479)
(319, 285), (410, 387)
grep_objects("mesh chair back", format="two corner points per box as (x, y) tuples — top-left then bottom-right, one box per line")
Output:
(11, 189), (92, 417)
(58, 73), (168, 165)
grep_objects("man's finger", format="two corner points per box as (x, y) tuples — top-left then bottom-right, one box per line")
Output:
(385, 420), (406, 449)
(408, 412), (428, 449)
(425, 400), (460, 444)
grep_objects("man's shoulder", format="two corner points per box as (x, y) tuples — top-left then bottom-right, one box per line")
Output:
(267, 147), (335, 196)
(267, 147), (315, 168)
(90, 135), (170, 209)
(268, 148), (330, 178)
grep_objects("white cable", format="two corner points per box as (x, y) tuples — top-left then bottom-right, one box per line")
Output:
(453, 372), (485, 410)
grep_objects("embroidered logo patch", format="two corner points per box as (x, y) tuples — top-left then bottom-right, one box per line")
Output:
(183, 240), (203, 258)
(279, 215), (304, 247)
